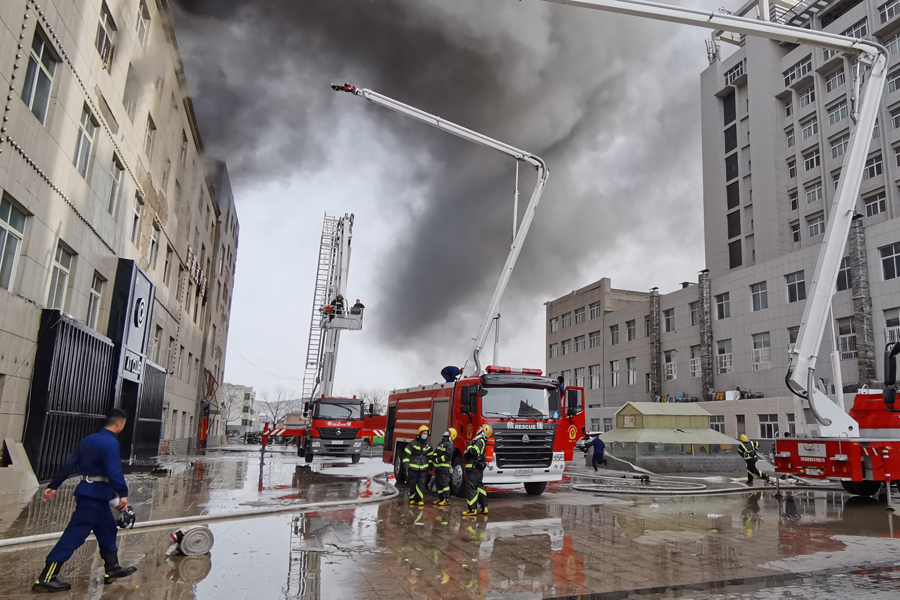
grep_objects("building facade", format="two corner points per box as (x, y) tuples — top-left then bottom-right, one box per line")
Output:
(548, 0), (900, 439)
(0, 0), (238, 457)
(220, 383), (255, 437)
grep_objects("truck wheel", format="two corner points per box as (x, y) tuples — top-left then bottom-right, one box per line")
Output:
(451, 454), (466, 498)
(304, 447), (314, 464)
(351, 454), (361, 464)
(393, 455), (407, 484)
(524, 482), (547, 496)
(842, 480), (881, 497)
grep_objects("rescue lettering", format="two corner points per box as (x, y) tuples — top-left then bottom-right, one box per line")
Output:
(800, 457), (826, 463)
(510, 423), (544, 430)
(326, 421), (352, 427)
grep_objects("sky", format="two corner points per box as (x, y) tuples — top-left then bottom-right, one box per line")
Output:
(169, 0), (714, 397)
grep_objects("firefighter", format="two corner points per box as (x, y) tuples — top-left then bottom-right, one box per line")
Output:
(331, 294), (346, 314)
(583, 434), (607, 471)
(403, 425), (433, 506)
(432, 429), (456, 506)
(462, 424), (491, 516)
(738, 434), (770, 485)
(32, 409), (138, 593)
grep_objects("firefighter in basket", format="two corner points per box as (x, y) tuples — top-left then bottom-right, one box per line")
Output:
(462, 424), (492, 516)
(432, 429), (456, 506)
(403, 425), (433, 506)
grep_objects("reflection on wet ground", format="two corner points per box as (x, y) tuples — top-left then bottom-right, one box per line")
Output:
(3, 451), (900, 598)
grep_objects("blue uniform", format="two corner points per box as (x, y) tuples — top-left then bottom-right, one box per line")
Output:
(440, 366), (461, 382)
(45, 429), (128, 563)
(586, 436), (606, 470)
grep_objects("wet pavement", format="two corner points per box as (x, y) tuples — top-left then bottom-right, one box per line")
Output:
(2, 448), (900, 598)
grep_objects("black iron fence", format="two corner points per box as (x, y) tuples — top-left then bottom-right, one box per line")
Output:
(130, 361), (166, 464)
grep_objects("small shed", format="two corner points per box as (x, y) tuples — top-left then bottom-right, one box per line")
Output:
(601, 402), (743, 473)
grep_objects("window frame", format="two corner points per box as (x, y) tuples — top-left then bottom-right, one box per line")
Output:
(787, 270), (807, 302)
(750, 281), (768, 311)
(0, 197), (27, 291)
(47, 243), (74, 310)
(21, 29), (58, 124)
(86, 272), (104, 330)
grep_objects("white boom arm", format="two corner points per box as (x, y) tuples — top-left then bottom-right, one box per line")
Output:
(319, 214), (354, 398)
(332, 84), (549, 375)
(542, 0), (887, 437)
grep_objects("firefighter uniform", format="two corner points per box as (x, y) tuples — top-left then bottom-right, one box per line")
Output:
(463, 434), (488, 515)
(404, 432), (433, 506)
(431, 432), (455, 505)
(738, 436), (769, 485)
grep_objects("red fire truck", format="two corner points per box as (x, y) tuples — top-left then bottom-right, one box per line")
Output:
(296, 396), (373, 464)
(383, 366), (585, 496)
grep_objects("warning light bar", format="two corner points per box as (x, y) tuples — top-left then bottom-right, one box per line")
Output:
(485, 366), (543, 376)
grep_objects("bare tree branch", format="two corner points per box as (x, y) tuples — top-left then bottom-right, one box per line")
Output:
(219, 385), (246, 425)
(352, 386), (389, 416)
(258, 385), (301, 426)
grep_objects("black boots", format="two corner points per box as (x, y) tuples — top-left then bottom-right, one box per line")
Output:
(101, 552), (137, 585)
(32, 562), (71, 593)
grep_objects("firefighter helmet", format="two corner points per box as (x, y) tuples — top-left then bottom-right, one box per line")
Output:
(739, 434), (749, 442)
(481, 424), (493, 438)
(447, 428), (457, 440)
(417, 425), (430, 435)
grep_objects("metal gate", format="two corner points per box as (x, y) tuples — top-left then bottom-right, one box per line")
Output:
(23, 311), (116, 480)
(129, 361), (166, 464)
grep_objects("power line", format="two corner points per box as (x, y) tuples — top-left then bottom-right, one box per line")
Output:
(227, 334), (297, 378)
(226, 344), (304, 381)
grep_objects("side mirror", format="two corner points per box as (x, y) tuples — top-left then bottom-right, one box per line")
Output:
(303, 402), (310, 418)
(368, 403), (374, 417)
(886, 387), (897, 411)
(885, 342), (900, 386)
(566, 388), (581, 417)
(477, 386), (488, 397)
(459, 386), (472, 414)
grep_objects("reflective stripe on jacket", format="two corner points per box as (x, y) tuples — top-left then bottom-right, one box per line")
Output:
(403, 440), (433, 469)
(738, 441), (760, 459)
(464, 436), (486, 469)
(432, 439), (453, 469)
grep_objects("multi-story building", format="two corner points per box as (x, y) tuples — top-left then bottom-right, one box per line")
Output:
(220, 383), (255, 437)
(0, 0), (238, 475)
(548, 0), (900, 442)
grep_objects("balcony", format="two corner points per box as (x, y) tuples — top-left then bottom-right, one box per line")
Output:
(716, 353), (733, 375)
(886, 326), (900, 344)
(689, 357), (702, 379)
(752, 348), (772, 370)
(838, 334), (858, 360)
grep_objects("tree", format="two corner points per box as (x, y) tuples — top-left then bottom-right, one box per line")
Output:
(258, 385), (301, 426)
(218, 385), (245, 426)
(352, 386), (389, 416)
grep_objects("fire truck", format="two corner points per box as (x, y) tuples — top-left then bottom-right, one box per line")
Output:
(297, 396), (372, 464)
(385, 367), (584, 496)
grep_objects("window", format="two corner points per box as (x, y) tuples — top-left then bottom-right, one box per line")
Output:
(787, 271), (807, 302)
(604, 418), (613, 433)
(791, 222), (801, 243)
(181, 131), (189, 164)
(828, 101), (848, 125)
(803, 148), (820, 171)
(716, 339), (733, 374)
(645, 315), (651, 337)
(831, 134), (849, 159)
(160, 160), (171, 193)
(589, 330), (601, 349)
(562, 339), (571, 355)
(589, 302), (602, 319)
(805, 182), (822, 204)
(144, 115), (156, 158)
(562, 312), (571, 328)
(837, 257), (852, 291)
(833, 170), (841, 190)
(759, 414), (779, 439)
(807, 213), (825, 238)
(107, 157), (123, 215)
(22, 30), (57, 124)
(710, 415), (725, 434)
(881, 242), (900, 280)
(724, 61), (744, 86)
(562, 370), (571, 387)
(825, 68), (845, 92)
(752, 332), (772, 370)
(750, 282), (768, 311)
(163, 245), (173, 286)
(574, 307), (585, 324)
(789, 190), (798, 210)
(131, 195), (143, 244)
(645, 372), (652, 393)
(664, 350), (677, 380)
(824, 47), (838, 60)
(864, 154), (883, 180)
(801, 116), (818, 140)
(47, 244), (73, 310)
(837, 317), (858, 359)
(891, 68), (900, 93)
(86, 273), (104, 330)
(786, 127), (794, 148)
(689, 301), (700, 326)
(799, 86), (815, 108)
(727, 210), (741, 239)
(0, 198), (26, 290)
(591, 418), (600, 431)
(787, 158), (797, 178)
(789, 326), (800, 347)
(887, 307), (900, 327)
(73, 106), (97, 178)
(663, 308), (674, 332)
(549, 344), (558, 358)
(95, 3), (116, 68)
(787, 413), (796, 437)
(610, 325), (619, 345)
(785, 97), (793, 117)
(783, 56), (812, 87)
(865, 191), (886, 217)
(715, 293), (730, 320)
(842, 18), (868, 38)
(575, 335), (585, 352)
(148, 224), (159, 267)
(589, 365), (600, 389)
(610, 361), (619, 387)
(690, 346), (701, 378)
(549, 317), (558, 332)
(627, 357), (636, 385)
(626, 319), (636, 341)
(136, 0), (150, 46)
(874, 119), (880, 139)
(574, 367), (585, 388)
(882, 0), (900, 22)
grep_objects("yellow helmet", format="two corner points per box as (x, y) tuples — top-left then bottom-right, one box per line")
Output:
(447, 428), (457, 440)
(481, 424), (493, 438)
(739, 434), (749, 442)
(418, 425), (430, 435)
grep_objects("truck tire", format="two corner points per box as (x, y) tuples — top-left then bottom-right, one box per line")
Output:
(524, 481), (547, 496)
(304, 447), (314, 464)
(394, 454), (407, 483)
(451, 454), (466, 498)
(351, 454), (361, 464)
(841, 480), (881, 497)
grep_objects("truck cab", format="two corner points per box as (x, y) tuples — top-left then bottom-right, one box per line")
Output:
(299, 396), (372, 464)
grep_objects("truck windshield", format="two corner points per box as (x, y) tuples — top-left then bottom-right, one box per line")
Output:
(481, 387), (555, 420)
(316, 402), (362, 420)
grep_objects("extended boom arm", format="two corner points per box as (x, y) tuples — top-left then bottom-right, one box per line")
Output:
(332, 84), (549, 375)
(540, 0), (887, 437)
